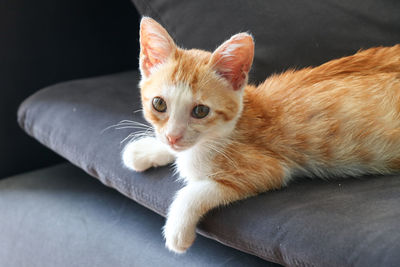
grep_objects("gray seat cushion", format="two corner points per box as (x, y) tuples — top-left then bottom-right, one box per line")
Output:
(0, 163), (273, 267)
(18, 71), (400, 266)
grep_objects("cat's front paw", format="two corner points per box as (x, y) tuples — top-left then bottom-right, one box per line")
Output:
(163, 218), (196, 253)
(122, 137), (174, 172)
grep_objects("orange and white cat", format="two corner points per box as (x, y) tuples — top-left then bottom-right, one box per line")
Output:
(123, 17), (400, 253)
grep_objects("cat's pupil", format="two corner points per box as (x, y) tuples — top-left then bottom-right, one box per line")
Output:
(192, 105), (210, 119)
(152, 97), (167, 112)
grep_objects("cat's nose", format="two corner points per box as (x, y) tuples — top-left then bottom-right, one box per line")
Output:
(166, 134), (182, 145)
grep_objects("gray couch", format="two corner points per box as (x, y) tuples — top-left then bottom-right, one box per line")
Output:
(2, 0), (400, 266)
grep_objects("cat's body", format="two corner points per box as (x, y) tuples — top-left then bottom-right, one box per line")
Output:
(219, 46), (400, 185)
(123, 17), (400, 253)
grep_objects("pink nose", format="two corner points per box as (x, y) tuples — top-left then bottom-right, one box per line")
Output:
(166, 134), (182, 145)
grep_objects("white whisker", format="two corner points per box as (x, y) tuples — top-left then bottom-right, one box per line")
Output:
(101, 118), (155, 147)
(101, 119), (152, 134)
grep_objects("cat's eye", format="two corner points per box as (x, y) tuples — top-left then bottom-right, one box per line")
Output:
(152, 97), (167, 113)
(192, 105), (210, 119)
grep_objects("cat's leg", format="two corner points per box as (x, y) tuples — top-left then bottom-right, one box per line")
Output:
(122, 137), (175, 172)
(163, 179), (250, 253)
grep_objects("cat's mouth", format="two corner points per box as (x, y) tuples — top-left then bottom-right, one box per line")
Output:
(169, 144), (188, 152)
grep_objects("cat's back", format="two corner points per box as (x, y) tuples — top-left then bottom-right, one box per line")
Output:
(237, 45), (400, 176)
(257, 44), (400, 100)
(249, 45), (400, 123)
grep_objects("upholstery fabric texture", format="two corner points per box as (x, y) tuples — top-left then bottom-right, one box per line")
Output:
(18, 71), (400, 266)
(0, 163), (273, 267)
(132, 0), (400, 84)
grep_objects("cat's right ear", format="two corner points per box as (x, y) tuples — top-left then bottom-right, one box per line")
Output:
(139, 17), (176, 79)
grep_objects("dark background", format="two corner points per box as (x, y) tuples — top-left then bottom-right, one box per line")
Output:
(0, 0), (140, 178)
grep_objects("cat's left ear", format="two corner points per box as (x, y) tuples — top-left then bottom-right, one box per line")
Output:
(139, 17), (176, 79)
(210, 33), (254, 91)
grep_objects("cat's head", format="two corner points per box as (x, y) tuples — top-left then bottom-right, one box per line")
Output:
(139, 17), (254, 152)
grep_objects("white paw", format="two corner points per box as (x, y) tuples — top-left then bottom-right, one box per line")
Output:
(163, 218), (196, 253)
(122, 137), (175, 172)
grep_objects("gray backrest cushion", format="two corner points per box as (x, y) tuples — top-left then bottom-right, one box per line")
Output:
(132, 0), (400, 83)
(18, 71), (400, 266)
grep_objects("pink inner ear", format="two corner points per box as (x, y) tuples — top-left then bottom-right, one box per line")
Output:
(140, 17), (176, 78)
(141, 44), (166, 77)
(211, 33), (254, 90)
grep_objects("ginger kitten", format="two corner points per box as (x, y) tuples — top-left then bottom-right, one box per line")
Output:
(123, 17), (400, 253)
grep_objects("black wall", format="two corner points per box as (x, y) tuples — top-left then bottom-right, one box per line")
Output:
(0, 0), (140, 178)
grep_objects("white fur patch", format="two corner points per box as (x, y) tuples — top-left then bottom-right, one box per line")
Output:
(163, 83), (193, 137)
(163, 179), (228, 253)
(175, 145), (214, 181)
(122, 137), (175, 172)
